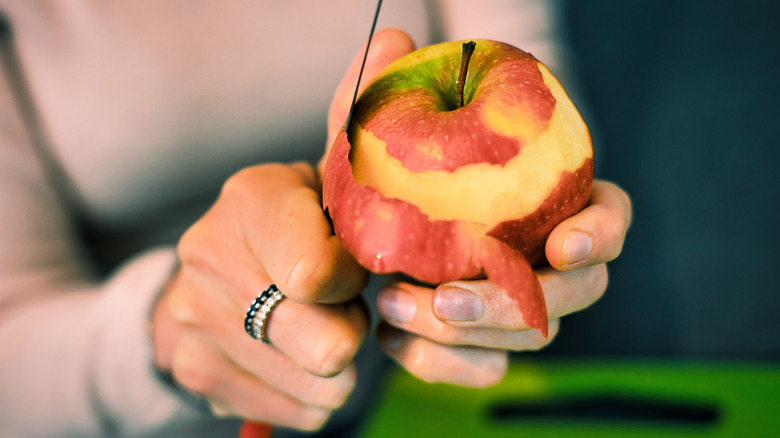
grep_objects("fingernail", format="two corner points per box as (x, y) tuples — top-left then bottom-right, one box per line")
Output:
(433, 287), (484, 322)
(377, 287), (416, 323)
(562, 230), (592, 266)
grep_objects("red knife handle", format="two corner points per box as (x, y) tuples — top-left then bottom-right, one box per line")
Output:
(239, 421), (273, 438)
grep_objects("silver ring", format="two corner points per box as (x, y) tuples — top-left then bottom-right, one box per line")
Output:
(244, 284), (286, 344)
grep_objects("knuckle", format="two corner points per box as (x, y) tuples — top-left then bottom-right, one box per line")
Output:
(177, 222), (207, 263)
(407, 342), (508, 388)
(297, 408), (331, 432)
(432, 321), (462, 344)
(585, 264), (609, 303)
(284, 243), (354, 303)
(275, 190), (343, 303)
(471, 353), (508, 388)
(285, 244), (338, 303)
(544, 264), (607, 319)
(220, 167), (254, 199)
(285, 184), (320, 206)
(405, 342), (436, 383)
(591, 206), (618, 234)
(617, 185), (633, 226)
(311, 368), (357, 409)
(289, 161), (315, 180)
(166, 283), (201, 326)
(171, 347), (218, 396)
(591, 206), (628, 262)
(307, 329), (361, 377)
(221, 164), (287, 202)
(176, 217), (223, 274)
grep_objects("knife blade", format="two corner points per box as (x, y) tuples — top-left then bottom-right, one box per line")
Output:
(344, 0), (384, 131)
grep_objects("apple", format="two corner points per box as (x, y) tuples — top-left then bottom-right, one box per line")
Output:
(322, 40), (593, 337)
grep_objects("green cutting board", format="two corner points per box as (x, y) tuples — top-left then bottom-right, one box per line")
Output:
(360, 359), (780, 437)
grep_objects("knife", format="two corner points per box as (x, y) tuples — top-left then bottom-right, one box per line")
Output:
(345, 0), (384, 131)
(239, 2), (383, 437)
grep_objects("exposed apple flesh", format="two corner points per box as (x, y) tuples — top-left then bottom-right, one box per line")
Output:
(323, 40), (594, 337)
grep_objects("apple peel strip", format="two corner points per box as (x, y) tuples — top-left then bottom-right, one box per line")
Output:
(475, 236), (548, 337)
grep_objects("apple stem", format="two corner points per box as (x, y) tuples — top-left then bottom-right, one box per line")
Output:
(456, 41), (477, 109)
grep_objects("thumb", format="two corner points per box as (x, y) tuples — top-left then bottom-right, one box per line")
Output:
(320, 28), (416, 177)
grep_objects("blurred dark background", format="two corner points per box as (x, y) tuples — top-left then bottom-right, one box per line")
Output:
(541, 0), (780, 360)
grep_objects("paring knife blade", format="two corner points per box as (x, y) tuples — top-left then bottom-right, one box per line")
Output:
(344, 0), (384, 131)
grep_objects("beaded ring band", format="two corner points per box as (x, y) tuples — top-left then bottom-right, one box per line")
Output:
(244, 284), (286, 344)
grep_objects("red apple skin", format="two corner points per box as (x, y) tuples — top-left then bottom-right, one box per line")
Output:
(487, 160), (594, 267)
(323, 40), (594, 337)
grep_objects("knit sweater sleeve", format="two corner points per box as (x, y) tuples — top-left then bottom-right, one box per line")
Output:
(0, 31), (207, 438)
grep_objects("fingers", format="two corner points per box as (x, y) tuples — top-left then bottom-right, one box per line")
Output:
(537, 264), (609, 320)
(545, 180), (632, 270)
(432, 264), (608, 329)
(173, 223), (370, 377)
(376, 282), (561, 351)
(376, 323), (509, 388)
(170, 330), (337, 431)
(374, 237), (610, 387)
(375, 261), (606, 348)
(171, 273), (368, 378)
(320, 28), (416, 177)
(373, 266), (601, 387)
(166, 269), (367, 426)
(264, 298), (369, 377)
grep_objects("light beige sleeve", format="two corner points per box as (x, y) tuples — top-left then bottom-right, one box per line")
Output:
(0, 25), (208, 437)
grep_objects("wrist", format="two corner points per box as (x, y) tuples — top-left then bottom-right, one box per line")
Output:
(150, 270), (181, 374)
(148, 268), (210, 410)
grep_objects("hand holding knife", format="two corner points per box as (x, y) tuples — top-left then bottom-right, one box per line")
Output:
(239, 1), (383, 436)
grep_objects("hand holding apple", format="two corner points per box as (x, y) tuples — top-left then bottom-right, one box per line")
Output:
(323, 38), (594, 337)
(153, 162), (368, 430)
(371, 179), (629, 387)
